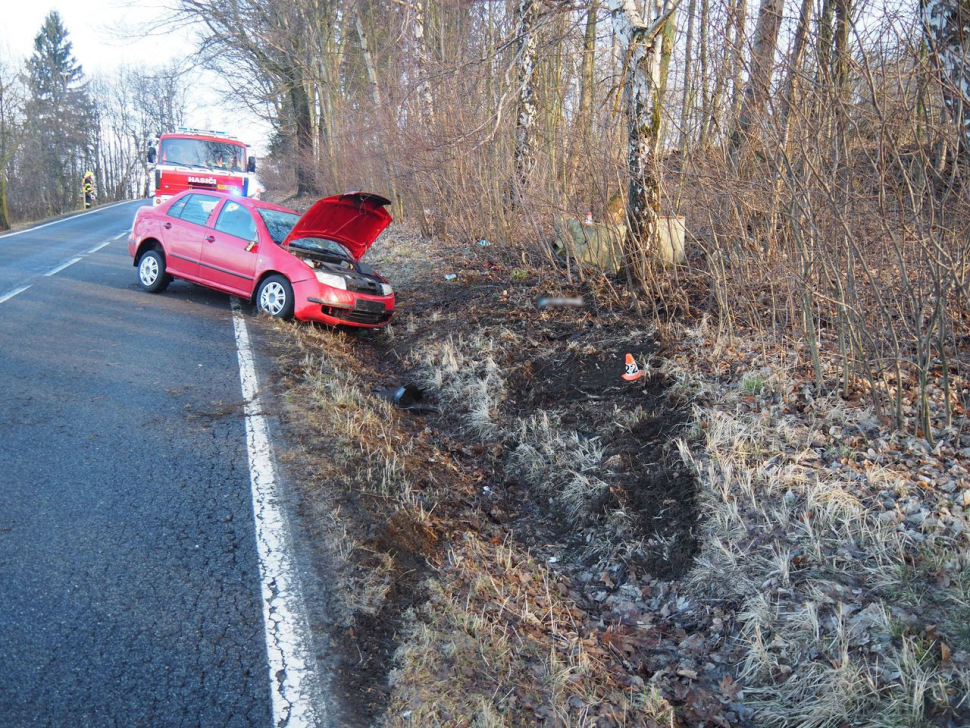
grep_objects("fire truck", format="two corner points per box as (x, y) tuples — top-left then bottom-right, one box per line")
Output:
(147, 128), (257, 205)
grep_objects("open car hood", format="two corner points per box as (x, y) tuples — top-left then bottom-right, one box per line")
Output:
(283, 192), (392, 261)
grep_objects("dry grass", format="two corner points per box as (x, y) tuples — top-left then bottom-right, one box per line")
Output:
(385, 534), (677, 727)
(267, 319), (431, 625)
(509, 410), (611, 525)
(667, 319), (970, 728)
(414, 331), (509, 441)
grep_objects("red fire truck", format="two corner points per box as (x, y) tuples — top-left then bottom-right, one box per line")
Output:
(147, 128), (257, 205)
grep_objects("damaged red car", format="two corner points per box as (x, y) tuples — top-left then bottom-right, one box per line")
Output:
(128, 190), (395, 327)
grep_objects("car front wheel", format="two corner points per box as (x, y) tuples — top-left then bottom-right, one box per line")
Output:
(138, 250), (169, 293)
(256, 275), (294, 319)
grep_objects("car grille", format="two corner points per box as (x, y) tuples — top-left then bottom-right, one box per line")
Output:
(355, 299), (386, 314)
(321, 304), (392, 325)
(346, 277), (382, 295)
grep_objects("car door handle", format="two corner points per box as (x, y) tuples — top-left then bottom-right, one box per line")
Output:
(205, 235), (216, 243)
(163, 222), (172, 229)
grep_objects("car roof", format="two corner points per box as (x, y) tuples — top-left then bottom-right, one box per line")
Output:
(169, 189), (296, 215)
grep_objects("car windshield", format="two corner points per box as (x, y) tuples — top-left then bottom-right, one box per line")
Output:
(256, 209), (301, 245)
(287, 237), (352, 259)
(159, 138), (245, 172)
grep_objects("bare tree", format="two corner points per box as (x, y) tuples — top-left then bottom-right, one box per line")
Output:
(0, 57), (25, 230)
(175, 0), (320, 195)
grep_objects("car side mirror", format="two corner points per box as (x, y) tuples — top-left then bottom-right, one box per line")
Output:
(147, 147), (157, 164)
(247, 156), (257, 173)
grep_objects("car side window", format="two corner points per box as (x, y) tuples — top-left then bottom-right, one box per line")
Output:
(214, 201), (257, 241)
(167, 197), (188, 219)
(177, 194), (220, 226)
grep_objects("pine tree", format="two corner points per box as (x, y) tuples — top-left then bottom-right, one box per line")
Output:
(23, 11), (95, 214)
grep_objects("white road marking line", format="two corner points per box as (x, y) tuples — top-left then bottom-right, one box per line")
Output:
(42, 239), (112, 277)
(86, 241), (112, 255)
(0, 285), (31, 304)
(0, 200), (133, 240)
(44, 257), (84, 276)
(230, 298), (322, 727)
(114, 231), (129, 240)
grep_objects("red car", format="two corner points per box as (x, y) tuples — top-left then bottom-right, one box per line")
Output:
(128, 190), (395, 327)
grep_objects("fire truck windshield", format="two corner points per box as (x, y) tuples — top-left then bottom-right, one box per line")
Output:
(159, 138), (245, 173)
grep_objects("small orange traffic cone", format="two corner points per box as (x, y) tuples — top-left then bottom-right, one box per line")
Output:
(622, 353), (643, 381)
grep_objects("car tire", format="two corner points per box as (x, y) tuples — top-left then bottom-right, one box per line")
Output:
(256, 275), (294, 319)
(138, 250), (170, 293)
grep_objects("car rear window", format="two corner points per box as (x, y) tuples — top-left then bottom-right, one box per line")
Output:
(172, 194), (220, 226)
(256, 208), (301, 245)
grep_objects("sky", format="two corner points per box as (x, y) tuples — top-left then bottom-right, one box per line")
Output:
(2, 2), (272, 153)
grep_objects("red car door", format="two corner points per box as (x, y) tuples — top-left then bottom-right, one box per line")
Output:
(199, 200), (260, 296)
(163, 193), (221, 279)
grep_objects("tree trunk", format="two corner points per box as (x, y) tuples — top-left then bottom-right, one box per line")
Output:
(698, 0), (711, 147)
(0, 172), (9, 231)
(609, 0), (676, 255)
(289, 78), (315, 197)
(704, 0), (738, 143)
(778, 0), (813, 144)
(921, 0), (970, 154)
(510, 0), (540, 205)
(579, 2), (598, 140)
(355, 10), (401, 216)
(728, 0), (748, 142)
(412, 0), (436, 125)
(679, 0), (697, 150)
(728, 0), (784, 161)
(817, 0), (836, 85)
(833, 0), (852, 91)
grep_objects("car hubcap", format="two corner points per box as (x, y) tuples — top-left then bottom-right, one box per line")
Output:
(260, 282), (286, 315)
(140, 256), (158, 286)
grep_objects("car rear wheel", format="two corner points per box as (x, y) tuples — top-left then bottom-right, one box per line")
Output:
(138, 250), (170, 293)
(256, 275), (294, 319)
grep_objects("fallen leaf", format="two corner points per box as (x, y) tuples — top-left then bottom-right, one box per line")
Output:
(719, 674), (742, 701)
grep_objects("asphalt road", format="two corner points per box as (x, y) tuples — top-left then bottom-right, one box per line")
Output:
(0, 202), (277, 726)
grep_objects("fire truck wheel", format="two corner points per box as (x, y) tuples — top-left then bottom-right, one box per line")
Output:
(138, 250), (170, 293)
(256, 275), (294, 319)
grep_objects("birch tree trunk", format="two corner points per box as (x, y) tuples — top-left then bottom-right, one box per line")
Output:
(921, 0), (970, 156)
(411, 0), (436, 125)
(728, 0), (783, 162)
(510, 0), (540, 205)
(609, 0), (677, 256)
